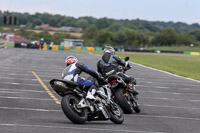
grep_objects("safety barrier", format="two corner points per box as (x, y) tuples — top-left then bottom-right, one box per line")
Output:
(40, 45), (200, 55)
(0, 40), (4, 48)
(87, 47), (95, 51)
(64, 46), (70, 51)
(184, 51), (200, 55)
(42, 45), (103, 52)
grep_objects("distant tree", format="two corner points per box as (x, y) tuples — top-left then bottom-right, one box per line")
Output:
(58, 17), (75, 27)
(153, 28), (178, 46)
(49, 18), (58, 27)
(142, 23), (160, 32)
(76, 19), (89, 29)
(78, 16), (97, 25)
(177, 33), (197, 46)
(39, 12), (52, 24)
(113, 30), (127, 47)
(19, 15), (28, 25)
(95, 30), (113, 46)
(124, 29), (138, 47)
(108, 23), (123, 32)
(33, 18), (43, 26)
(82, 25), (99, 40)
(137, 32), (149, 47)
(190, 29), (200, 41)
(96, 17), (110, 29)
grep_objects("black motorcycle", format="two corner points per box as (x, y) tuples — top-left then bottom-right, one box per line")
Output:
(50, 78), (124, 124)
(106, 57), (140, 114)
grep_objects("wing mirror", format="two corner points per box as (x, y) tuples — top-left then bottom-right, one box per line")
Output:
(125, 57), (129, 61)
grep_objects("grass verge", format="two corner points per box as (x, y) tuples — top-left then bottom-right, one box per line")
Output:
(148, 46), (200, 52)
(4, 42), (14, 48)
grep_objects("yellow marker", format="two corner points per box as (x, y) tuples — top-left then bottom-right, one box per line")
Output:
(124, 93), (128, 97)
(191, 52), (200, 55)
(32, 71), (61, 104)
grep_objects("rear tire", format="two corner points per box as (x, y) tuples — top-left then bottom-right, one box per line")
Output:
(115, 89), (132, 114)
(61, 95), (88, 124)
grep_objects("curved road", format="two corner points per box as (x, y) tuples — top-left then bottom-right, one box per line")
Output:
(0, 48), (200, 133)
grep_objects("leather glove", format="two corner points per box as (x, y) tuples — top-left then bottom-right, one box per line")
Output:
(98, 75), (105, 84)
(124, 62), (131, 71)
(133, 78), (137, 85)
(127, 62), (132, 69)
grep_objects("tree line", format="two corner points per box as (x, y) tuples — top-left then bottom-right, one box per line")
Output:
(0, 11), (200, 47)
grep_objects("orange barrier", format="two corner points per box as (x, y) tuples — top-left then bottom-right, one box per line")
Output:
(87, 47), (95, 51)
(64, 46), (70, 51)
(76, 46), (81, 50)
(52, 45), (59, 51)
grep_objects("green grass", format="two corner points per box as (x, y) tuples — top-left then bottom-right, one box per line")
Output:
(148, 46), (200, 52)
(4, 41), (14, 48)
(92, 51), (200, 81)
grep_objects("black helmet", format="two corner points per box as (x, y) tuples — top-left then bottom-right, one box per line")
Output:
(103, 46), (115, 55)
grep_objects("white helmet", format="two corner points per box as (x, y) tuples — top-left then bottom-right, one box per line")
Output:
(103, 46), (115, 55)
(65, 55), (78, 66)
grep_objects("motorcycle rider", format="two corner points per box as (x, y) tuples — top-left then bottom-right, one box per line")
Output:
(97, 46), (138, 96)
(62, 55), (104, 100)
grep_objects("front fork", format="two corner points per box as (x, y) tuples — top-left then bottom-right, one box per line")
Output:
(124, 88), (139, 108)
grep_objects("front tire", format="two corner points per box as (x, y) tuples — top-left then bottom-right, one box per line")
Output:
(109, 103), (124, 124)
(133, 101), (141, 113)
(61, 95), (88, 124)
(115, 89), (132, 114)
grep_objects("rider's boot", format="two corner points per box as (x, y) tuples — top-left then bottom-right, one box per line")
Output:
(128, 83), (139, 96)
(86, 88), (96, 101)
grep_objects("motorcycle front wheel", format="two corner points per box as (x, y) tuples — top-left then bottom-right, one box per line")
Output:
(109, 103), (124, 124)
(61, 95), (88, 124)
(133, 101), (141, 113)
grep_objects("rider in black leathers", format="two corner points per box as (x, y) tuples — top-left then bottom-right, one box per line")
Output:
(97, 46), (138, 95)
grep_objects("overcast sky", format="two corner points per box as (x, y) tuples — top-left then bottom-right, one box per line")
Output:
(1, 0), (200, 24)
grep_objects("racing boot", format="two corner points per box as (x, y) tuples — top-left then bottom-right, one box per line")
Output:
(86, 88), (96, 101)
(128, 83), (139, 96)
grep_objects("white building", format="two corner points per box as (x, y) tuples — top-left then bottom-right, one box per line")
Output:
(61, 39), (84, 46)
(59, 27), (82, 33)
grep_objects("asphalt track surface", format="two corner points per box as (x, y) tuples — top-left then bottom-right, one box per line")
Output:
(0, 48), (200, 133)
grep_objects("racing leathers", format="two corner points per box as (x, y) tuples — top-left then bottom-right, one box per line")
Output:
(97, 53), (138, 95)
(62, 62), (103, 100)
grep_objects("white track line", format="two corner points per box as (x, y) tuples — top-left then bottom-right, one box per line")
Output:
(137, 85), (200, 91)
(0, 96), (54, 101)
(130, 114), (200, 121)
(137, 85), (170, 89)
(140, 96), (200, 102)
(141, 104), (200, 110)
(0, 107), (61, 112)
(139, 81), (200, 87)
(0, 88), (53, 93)
(140, 90), (200, 96)
(0, 77), (38, 81)
(0, 91), (24, 94)
(0, 123), (165, 133)
(0, 82), (41, 86)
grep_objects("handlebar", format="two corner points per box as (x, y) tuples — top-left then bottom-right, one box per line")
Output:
(118, 64), (132, 73)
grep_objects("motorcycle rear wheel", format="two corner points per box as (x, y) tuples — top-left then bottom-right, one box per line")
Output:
(115, 89), (133, 114)
(61, 95), (88, 124)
